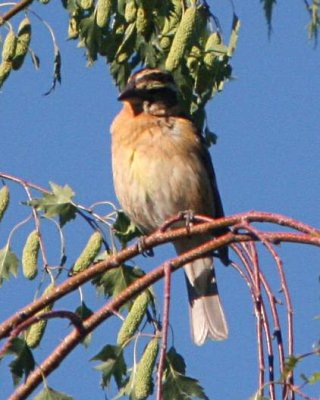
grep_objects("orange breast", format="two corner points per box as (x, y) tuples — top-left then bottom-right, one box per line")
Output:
(111, 105), (216, 233)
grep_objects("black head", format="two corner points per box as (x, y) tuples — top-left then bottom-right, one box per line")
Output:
(118, 68), (179, 104)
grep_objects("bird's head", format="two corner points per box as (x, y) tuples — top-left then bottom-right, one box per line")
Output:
(118, 68), (179, 113)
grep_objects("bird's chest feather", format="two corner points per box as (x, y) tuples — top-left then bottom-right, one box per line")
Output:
(111, 113), (213, 232)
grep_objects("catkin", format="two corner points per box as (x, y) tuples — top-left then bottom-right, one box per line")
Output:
(0, 61), (12, 88)
(165, 6), (198, 71)
(159, 36), (171, 51)
(0, 185), (10, 221)
(125, 0), (137, 23)
(12, 18), (32, 71)
(96, 0), (113, 28)
(187, 45), (201, 71)
(204, 32), (221, 68)
(22, 230), (40, 280)
(132, 337), (159, 400)
(80, 0), (93, 9)
(68, 18), (79, 39)
(136, 0), (153, 36)
(136, 7), (148, 35)
(117, 52), (128, 63)
(25, 284), (54, 348)
(71, 231), (103, 275)
(2, 30), (17, 62)
(117, 291), (149, 346)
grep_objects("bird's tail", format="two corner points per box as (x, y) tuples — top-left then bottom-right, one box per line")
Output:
(174, 237), (228, 346)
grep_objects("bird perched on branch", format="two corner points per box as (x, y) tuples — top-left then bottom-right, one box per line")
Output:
(111, 68), (228, 345)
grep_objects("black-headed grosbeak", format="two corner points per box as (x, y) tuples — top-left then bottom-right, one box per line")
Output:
(111, 68), (228, 345)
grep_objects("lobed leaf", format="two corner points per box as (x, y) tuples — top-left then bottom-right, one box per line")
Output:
(28, 182), (77, 226)
(33, 386), (73, 400)
(93, 264), (145, 311)
(113, 211), (140, 245)
(92, 344), (127, 389)
(162, 347), (209, 400)
(3, 338), (35, 386)
(0, 245), (19, 286)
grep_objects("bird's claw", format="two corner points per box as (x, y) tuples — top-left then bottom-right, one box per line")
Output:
(179, 210), (195, 234)
(137, 236), (154, 257)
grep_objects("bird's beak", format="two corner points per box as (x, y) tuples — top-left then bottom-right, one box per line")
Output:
(118, 81), (137, 101)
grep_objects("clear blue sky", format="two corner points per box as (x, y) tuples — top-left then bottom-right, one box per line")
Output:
(1, 1), (319, 399)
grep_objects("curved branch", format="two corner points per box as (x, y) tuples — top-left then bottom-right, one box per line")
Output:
(1, 212), (319, 341)
(0, 0), (33, 25)
(0, 311), (84, 360)
(8, 224), (320, 399)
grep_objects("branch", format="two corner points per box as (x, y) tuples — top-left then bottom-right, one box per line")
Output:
(0, 311), (84, 360)
(156, 262), (172, 400)
(8, 225), (320, 399)
(1, 212), (319, 341)
(0, 0), (33, 25)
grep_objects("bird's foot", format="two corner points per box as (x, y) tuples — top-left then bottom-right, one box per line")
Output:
(137, 236), (154, 257)
(179, 210), (195, 234)
(159, 210), (195, 234)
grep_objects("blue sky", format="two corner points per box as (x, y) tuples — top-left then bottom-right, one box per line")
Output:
(1, 1), (319, 399)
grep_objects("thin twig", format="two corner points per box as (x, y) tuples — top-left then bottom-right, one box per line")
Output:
(0, 310), (84, 359)
(156, 262), (172, 400)
(250, 242), (265, 396)
(0, 0), (33, 25)
(231, 243), (277, 400)
(0, 212), (319, 398)
(236, 222), (295, 399)
(1, 221), (319, 341)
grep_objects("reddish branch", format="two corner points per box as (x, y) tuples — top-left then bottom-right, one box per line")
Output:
(1, 212), (319, 341)
(241, 223), (295, 399)
(156, 262), (172, 400)
(0, 311), (84, 360)
(0, 0), (34, 25)
(0, 212), (318, 399)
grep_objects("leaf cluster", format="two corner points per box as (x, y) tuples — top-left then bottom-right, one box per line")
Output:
(62, 0), (239, 133)
(92, 343), (209, 399)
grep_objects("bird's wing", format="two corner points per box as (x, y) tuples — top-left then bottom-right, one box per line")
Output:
(197, 134), (230, 265)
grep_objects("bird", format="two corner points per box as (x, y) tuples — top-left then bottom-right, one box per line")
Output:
(110, 67), (228, 345)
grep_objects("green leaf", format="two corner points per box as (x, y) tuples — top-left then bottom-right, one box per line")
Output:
(307, 0), (320, 44)
(92, 344), (127, 389)
(162, 347), (209, 400)
(110, 59), (131, 91)
(115, 22), (137, 61)
(261, 0), (276, 35)
(93, 264), (145, 309)
(75, 301), (93, 320)
(301, 371), (320, 385)
(113, 211), (141, 245)
(78, 14), (102, 64)
(165, 347), (186, 374)
(249, 395), (270, 400)
(28, 182), (77, 226)
(0, 244), (19, 286)
(61, 0), (79, 14)
(308, 371), (320, 384)
(3, 338), (35, 386)
(33, 386), (73, 400)
(227, 13), (240, 57)
(281, 354), (301, 381)
(74, 302), (93, 347)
